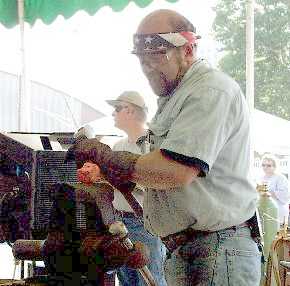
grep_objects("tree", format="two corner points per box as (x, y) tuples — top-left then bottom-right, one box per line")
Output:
(213, 0), (290, 120)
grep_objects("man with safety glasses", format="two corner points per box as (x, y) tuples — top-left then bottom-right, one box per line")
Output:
(70, 9), (261, 285)
(106, 91), (167, 286)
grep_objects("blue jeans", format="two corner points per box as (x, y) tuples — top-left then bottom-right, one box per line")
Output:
(117, 215), (167, 286)
(164, 226), (261, 286)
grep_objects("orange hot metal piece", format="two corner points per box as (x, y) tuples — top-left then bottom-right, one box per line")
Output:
(77, 162), (103, 185)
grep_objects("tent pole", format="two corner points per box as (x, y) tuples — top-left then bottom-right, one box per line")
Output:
(17, 0), (30, 132)
(246, 0), (255, 112)
(246, 0), (255, 170)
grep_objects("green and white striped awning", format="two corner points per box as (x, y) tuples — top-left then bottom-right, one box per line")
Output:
(0, 0), (179, 28)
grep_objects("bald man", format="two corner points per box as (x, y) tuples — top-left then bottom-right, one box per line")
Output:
(72, 9), (261, 286)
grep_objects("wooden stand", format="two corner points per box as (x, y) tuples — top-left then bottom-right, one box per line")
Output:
(263, 225), (290, 286)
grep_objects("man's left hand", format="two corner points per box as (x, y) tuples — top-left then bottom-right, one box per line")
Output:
(66, 139), (110, 169)
(66, 139), (140, 194)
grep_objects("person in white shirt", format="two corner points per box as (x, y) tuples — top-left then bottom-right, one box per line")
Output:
(106, 91), (167, 286)
(260, 154), (290, 224)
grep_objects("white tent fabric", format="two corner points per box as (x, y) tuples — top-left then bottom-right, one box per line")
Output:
(0, 71), (104, 133)
(253, 109), (290, 155)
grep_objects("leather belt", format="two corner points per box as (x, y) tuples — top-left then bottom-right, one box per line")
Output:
(161, 222), (249, 254)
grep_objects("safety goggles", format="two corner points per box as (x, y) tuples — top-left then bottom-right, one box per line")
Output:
(114, 105), (128, 113)
(262, 164), (273, 167)
(136, 48), (175, 69)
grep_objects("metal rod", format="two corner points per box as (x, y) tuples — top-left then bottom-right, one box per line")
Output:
(17, 0), (30, 132)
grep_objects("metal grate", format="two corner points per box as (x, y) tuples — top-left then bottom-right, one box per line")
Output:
(33, 151), (81, 231)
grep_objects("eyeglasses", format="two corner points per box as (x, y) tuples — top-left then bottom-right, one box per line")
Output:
(136, 49), (175, 68)
(114, 105), (128, 113)
(262, 164), (272, 167)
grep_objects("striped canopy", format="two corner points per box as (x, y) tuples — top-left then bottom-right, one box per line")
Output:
(0, 0), (179, 28)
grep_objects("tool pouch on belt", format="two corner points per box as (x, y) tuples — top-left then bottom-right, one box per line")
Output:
(247, 212), (265, 263)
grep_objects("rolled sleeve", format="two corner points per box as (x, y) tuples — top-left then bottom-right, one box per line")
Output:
(160, 149), (209, 176)
(160, 87), (235, 170)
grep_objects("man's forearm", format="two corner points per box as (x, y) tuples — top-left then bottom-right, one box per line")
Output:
(131, 150), (199, 190)
(69, 139), (198, 191)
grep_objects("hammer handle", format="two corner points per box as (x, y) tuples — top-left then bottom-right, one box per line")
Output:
(122, 236), (157, 286)
(139, 266), (158, 286)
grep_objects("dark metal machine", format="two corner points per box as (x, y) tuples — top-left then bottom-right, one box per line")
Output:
(10, 182), (155, 286)
(0, 132), (155, 286)
(0, 132), (79, 241)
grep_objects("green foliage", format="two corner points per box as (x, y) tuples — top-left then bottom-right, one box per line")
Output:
(213, 0), (290, 119)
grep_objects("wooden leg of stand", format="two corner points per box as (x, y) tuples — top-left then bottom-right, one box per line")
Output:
(20, 260), (24, 279)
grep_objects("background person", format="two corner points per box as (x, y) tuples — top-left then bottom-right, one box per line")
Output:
(106, 91), (167, 286)
(260, 154), (290, 225)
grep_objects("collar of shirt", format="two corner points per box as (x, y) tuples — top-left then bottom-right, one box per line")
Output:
(156, 58), (210, 110)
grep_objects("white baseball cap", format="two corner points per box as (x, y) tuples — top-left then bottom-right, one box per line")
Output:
(106, 91), (148, 113)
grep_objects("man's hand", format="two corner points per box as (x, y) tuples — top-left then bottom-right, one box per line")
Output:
(66, 139), (140, 194)
(77, 162), (104, 185)
(66, 139), (111, 169)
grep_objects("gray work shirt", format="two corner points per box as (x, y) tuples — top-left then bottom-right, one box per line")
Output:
(144, 59), (257, 237)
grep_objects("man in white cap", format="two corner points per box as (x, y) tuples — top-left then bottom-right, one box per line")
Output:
(106, 91), (167, 286)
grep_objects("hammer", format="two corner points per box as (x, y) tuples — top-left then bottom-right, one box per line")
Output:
(109, 221), (157, 286)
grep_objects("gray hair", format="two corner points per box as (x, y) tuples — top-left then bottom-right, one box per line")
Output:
(262, 154), (277, 168)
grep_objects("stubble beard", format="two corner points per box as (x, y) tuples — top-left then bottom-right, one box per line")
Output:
(147, 68), (184, 97)
(159, 63), (185, 97)
(159, 72), (181, 97)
